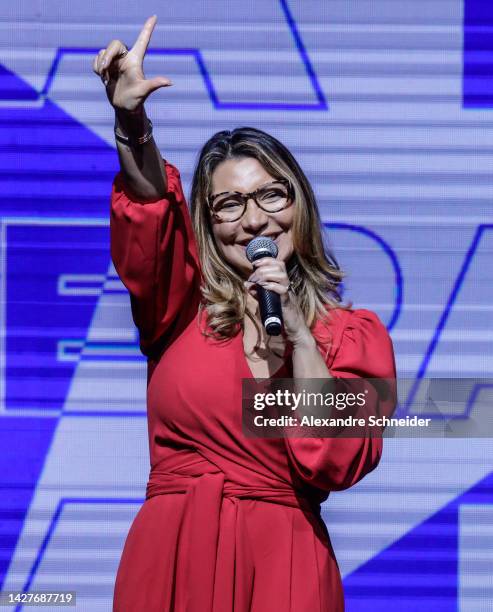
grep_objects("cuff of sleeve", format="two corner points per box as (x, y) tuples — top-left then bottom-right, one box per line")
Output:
(112, 159), (181, 204)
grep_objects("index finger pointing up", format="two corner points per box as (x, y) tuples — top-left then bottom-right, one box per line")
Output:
(131, 15), (158, 60)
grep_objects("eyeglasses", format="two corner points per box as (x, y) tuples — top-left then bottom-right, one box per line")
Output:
(207, 178), (293, 222)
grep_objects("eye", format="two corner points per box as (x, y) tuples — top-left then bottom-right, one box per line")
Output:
(258, 188), (285, 202)
(215, 198), (242, 210)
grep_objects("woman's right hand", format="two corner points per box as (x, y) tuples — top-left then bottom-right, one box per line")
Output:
(92, 15), (172, 113)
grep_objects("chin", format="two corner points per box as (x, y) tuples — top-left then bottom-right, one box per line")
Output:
(277, 245), (291, 263)
(276, 237), (294, 263)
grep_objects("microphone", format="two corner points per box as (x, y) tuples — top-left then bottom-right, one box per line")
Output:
(245, 236), (283, 336)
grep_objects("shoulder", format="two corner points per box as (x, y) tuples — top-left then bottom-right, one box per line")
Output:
(313, 305), (386, 343)
(336, 307), (387, 333)
(313, 306), (394, 376)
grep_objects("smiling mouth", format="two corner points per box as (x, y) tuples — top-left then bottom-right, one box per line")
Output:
(237, 235), (281, 248)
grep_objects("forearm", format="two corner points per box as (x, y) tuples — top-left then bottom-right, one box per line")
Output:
(114, 106), (167, 202)
(291, 333), (333, 379)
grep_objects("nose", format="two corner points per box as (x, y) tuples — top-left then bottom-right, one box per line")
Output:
(241, 197), (269, 233)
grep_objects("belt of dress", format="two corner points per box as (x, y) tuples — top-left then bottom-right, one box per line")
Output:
(145, 449), (320, 611)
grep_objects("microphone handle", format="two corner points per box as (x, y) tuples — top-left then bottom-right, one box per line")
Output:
(257, 285), (283, 336)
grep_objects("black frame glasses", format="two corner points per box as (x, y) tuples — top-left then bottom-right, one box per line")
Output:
(207, 178), (293, 222)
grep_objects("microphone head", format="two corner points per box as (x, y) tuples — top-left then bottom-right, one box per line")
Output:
(245, 236), (278, 262)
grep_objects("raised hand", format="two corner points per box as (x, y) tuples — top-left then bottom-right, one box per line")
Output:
(92, 15), (172, 112)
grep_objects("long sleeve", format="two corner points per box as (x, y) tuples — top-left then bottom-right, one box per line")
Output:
(285, 308), (397, 492)
(110, 160), (202, 357)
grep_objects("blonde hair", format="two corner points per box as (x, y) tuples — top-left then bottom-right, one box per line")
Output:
(190, 127), (350, 352)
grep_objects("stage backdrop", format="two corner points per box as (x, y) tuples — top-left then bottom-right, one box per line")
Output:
(1, 1), (492, 610)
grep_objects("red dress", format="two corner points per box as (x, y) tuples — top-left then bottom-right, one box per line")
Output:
(110, 160), (397, 612)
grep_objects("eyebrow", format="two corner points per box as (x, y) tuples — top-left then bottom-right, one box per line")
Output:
(210, 179), (283, 199)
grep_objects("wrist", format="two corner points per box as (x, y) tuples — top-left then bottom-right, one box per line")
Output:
(114, 107), (153, 146)
(290, 330), (316, 351)
(115, 105), (145, 120)
(115, 106), (146, 133)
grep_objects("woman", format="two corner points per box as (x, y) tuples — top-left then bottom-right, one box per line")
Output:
(94, 16), (396, 612)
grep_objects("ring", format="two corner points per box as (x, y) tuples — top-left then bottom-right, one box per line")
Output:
(117, 47), (128, 58)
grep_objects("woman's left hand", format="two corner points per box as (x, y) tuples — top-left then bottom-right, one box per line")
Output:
(245, 258), (313, 347)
